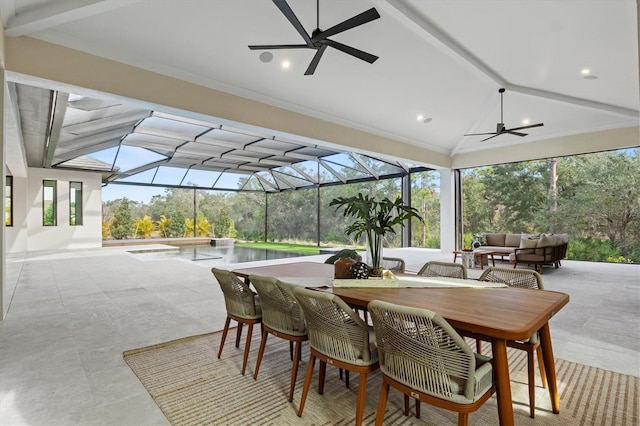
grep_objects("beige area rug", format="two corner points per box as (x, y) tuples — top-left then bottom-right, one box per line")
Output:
(124, 331), (639, 425)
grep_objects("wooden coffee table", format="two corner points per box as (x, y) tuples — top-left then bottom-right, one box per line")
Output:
(453, 249), (497, 269)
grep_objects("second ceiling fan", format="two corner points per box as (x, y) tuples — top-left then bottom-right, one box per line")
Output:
(248, 0), (380, 75)
(465, 88), (544, 142)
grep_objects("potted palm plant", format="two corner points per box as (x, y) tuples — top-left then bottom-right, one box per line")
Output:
(330, 194), (423, 277)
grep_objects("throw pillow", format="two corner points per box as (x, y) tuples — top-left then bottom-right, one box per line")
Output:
(519, 237), (538, 254)
(521, 233), (540, 240)
(520, 238), (538, 249)
(537, 234), (555, 248)
(473, 234), (487, 246)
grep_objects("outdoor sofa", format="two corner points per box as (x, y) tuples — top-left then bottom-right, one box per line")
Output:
(475, 233), (569, 274)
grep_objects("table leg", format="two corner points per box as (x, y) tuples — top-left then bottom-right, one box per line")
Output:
(490, 253), (495, 266)
(492, 338), (514, 426)
(539, 323), (560, 414)
(479, 253), (485, 269)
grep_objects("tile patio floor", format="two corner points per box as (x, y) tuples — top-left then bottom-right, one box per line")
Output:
(0, 246), (638, 425)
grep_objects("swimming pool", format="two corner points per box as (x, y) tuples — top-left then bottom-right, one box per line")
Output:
(134, 245), (313, 264)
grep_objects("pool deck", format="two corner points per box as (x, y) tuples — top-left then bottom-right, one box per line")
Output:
(102, 237), (235, 248)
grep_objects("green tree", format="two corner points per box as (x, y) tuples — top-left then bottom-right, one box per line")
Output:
(43, 203), (55, 226)
(556, 150), (640, 257)
(167, 210), (186, 237)
(462, 169), (492, 235)
(267, 189), (317, 242)
(216, 206), (237, 238)
(110, 198), (133, 239)
(483, 162), (549, 233)
(411, 171), (440, 248)
(230, 191), (265, 240)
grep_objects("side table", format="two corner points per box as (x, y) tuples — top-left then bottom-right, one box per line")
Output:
(453, 250), (496, 270)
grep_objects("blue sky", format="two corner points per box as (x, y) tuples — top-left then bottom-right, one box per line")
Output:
(102, 184), (165, 204)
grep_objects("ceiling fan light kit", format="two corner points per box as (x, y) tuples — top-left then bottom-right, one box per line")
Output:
(464, 88), (544, 142)
(249, 0), (380, 75)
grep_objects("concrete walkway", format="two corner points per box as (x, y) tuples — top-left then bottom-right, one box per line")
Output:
(0, 246), (638, 425)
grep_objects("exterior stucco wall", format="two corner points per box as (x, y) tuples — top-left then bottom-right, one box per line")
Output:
(11, 168), (102, 252)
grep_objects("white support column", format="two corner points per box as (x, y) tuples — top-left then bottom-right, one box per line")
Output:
(0, 36), (6, 319)
(439, 169), (456, 253)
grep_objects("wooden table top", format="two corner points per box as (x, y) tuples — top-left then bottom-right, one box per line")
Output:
(322, 286), (569, 341)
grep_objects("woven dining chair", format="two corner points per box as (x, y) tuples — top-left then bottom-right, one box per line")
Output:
(249, 275), (308, 402)
(417, 260), (468, 279)
(368, 300), (495, 426)
(211, 268), (262, 375)
(478, 266), (547, 418)
(381, 257), (406, 273)
(292, 287), (379, 426)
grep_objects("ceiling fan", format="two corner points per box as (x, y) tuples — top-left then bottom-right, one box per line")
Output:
(465, 88), (544, 142)
(248, 0), (380, 75)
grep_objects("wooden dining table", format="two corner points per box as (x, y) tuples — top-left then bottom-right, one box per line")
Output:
(231, 261), (570, 426)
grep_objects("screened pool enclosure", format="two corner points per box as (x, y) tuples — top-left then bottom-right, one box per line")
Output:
(15, 84), (436, 247)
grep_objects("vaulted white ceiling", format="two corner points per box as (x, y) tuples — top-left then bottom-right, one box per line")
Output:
(2, 0), (639, 185)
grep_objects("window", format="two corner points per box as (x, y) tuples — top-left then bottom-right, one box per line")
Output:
(43, 180), (57, 226)
(5, 176), (12, 227)
(69, 181), (83, 226)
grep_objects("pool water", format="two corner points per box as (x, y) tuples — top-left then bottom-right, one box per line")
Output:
(138, 245), (313, 264)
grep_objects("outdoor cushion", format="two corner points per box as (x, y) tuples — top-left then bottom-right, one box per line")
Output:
(505, 234), (521, 247)
(485, 233), (506, 246)
(510, 253), (544, 263)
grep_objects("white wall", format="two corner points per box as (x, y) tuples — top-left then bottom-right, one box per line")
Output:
(7, 168), (103, 252)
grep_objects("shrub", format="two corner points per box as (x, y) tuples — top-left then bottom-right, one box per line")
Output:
(567, 237), (624, 262)
(134, 215), (155, 239)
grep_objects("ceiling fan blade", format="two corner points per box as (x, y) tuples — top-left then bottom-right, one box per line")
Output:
(480, 134), (501, 142)
(272, 0), (313, 46)
(312, 8), (380, 41)
(249, 44), (310, 50)
(506, 131), (528, 137)
(464, 132), (498, 136)
(506, 123), (544, 132)
(305, 45), (328, 75)
(323, 39), (378, 63)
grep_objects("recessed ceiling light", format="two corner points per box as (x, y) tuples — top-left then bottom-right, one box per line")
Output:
(281, 60), (291, 70)
(581, 68), (598, 79)
(581, 68), (591, 75)
(259, 52), (273, 63)
(522, 119), (530, 125)
(416, 114), (432, 124)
